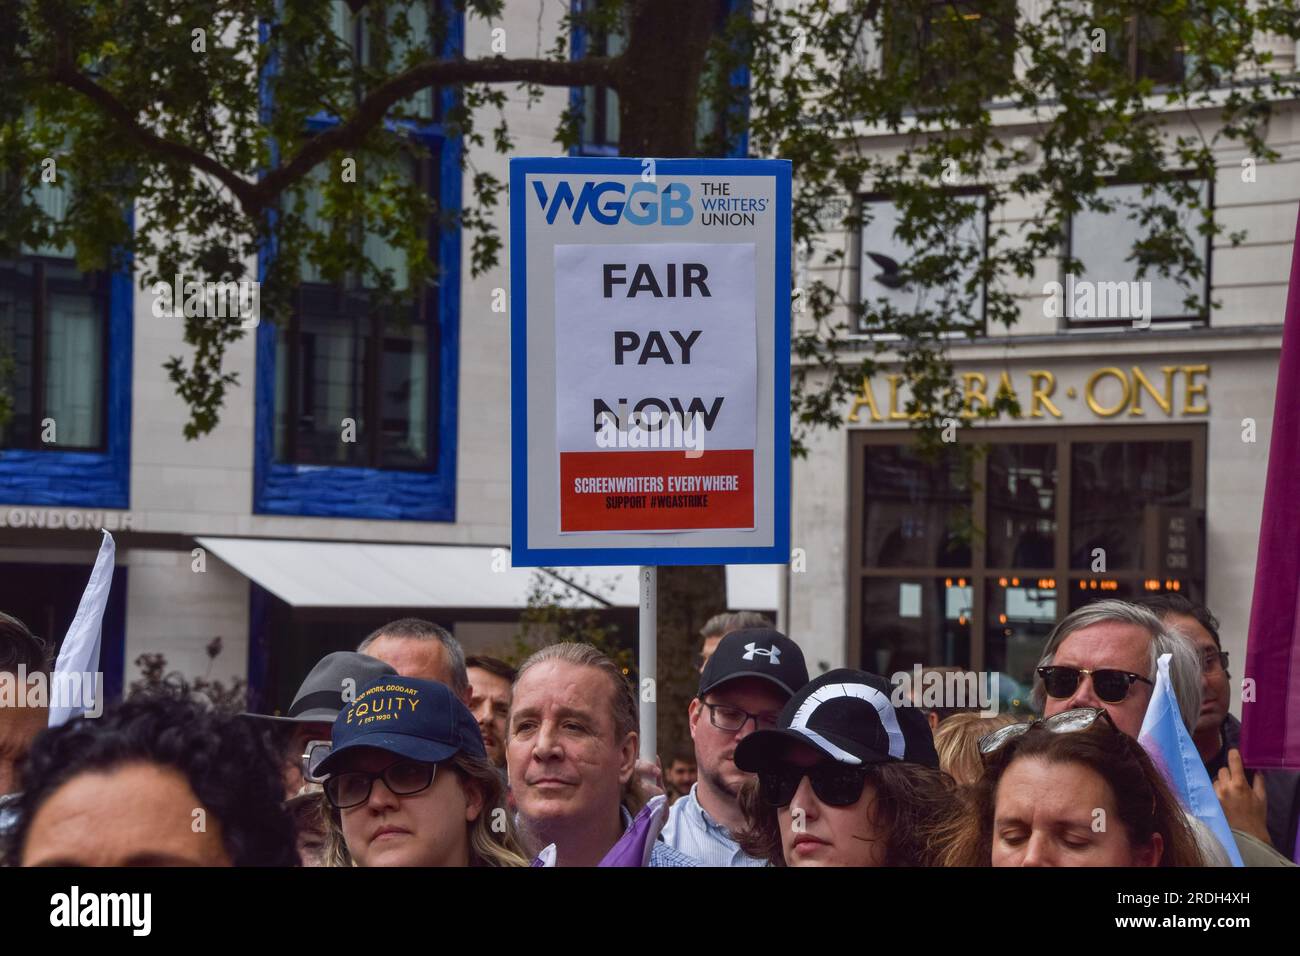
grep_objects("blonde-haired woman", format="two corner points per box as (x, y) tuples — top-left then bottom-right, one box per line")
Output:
(933, 712), (1024, 786)
(316, 676), (528, 867)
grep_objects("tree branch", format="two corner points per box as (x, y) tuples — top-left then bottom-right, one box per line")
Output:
(49, 54), (620, 219)
(48, 63), (264, 214)
(256, 56), (620, 208)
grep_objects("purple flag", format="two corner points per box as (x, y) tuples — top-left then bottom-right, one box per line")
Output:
(599, 794), (669, 867)
(1242, 206), (1300, 770)
(527, 795), (670, 867)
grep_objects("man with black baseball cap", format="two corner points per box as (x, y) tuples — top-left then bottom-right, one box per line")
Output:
(734, 668), (950, 866)
(661, 628), (809, 865)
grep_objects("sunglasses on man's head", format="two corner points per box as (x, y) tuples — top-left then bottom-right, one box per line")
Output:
(977, 706), (1115, 756)
(1037, 665), (1153, 703)
(758, 761), (871, 809)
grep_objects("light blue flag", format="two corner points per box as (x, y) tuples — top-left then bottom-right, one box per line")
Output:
(1138, 652), (1243, 866)
(48, 530), (115, 728)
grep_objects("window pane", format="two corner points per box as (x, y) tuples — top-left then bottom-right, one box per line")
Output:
(293, 294), (367, 466)
(24, 180), (75, 258)
(985, 443), (1056, 568)
(861, 577), (972, 674)
(884, 1), (1017, 100)
(274, 321), (290, 460)
(1067, 576), (1137, 609)
(390, 0), (433, 119)
(862, 443), (972, 567)
(44, 262), (105, 448)
(0, 260), (36, 447)
(378, 315), (430, 468)
(1069, 441), (1193, 570)
(985, 577), (1057, 691)
(859, 194), (986, 333)
(1069, 181), (1208, 323)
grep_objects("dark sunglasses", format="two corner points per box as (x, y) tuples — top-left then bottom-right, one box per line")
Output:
(758, 761), (871, 809)
(324, 758), (437, 809)
(1037, 665), (1153, 703)
(978, 706), (1114, 755)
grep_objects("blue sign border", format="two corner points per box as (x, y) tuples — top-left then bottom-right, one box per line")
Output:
(510, 157), (791, 567)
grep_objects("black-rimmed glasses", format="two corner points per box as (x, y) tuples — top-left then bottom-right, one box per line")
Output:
(323, 758), (437, 809)
(701, 700), (780, 734)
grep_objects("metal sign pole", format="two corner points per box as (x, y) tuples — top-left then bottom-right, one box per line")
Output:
(638, 565), (657, 762)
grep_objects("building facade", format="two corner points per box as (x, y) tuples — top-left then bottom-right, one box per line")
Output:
(0, 3), (776, 714)
(788, 64), (1299, 706)
(1, 3), (1296, 718)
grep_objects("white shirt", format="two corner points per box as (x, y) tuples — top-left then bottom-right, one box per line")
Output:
(660, 784), (767, 867)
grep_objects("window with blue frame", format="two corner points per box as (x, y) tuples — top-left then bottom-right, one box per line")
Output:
(275, 153), (439, 471)
(571, 0), (749, 158)
(0, 176), (131, 508)
(256, 0), (461, 520)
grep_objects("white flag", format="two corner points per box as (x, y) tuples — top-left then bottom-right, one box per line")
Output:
(48, 530), (115, 727)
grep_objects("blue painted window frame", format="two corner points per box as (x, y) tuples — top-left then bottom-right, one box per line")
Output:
(253, 6), (462, 521)
(0, 230), (133, 509)
(568, 0), (751, 159)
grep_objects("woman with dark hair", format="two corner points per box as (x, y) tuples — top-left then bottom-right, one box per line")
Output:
(318, 675), (528, 867)
(733, 669), (959, 867)
(5, 683), (299, 867)
(935, 708), (1204, 867)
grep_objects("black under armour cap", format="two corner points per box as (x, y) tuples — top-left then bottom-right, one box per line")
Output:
(699, 628), (809, 699)
(734, 669), (939, 771)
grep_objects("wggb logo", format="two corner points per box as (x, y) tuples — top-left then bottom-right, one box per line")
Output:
(532, 180), (693, 226)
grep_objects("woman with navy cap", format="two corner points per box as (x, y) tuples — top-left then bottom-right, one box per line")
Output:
(316, 676), (528, 867)
(733, 669), (959, 866)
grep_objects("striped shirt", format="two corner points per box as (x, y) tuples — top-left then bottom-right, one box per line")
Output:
(660, 784), (767, 867)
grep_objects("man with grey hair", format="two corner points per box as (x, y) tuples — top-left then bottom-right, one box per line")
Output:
(698, 611), (773, 673)
(1032, 599), (1202, 738)
(356, 617), (470, 706)
(1031, 599), (1299, 866)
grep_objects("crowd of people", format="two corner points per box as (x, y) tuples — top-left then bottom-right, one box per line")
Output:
(0, 595), (1297, 868)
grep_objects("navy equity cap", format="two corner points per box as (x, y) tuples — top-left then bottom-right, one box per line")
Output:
(315, 676), (486, 777)
(734, 669), (939, 771)
(698, 628), (809, 699)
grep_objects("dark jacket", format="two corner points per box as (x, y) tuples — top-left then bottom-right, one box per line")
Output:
(1205, 714), (1300, 858)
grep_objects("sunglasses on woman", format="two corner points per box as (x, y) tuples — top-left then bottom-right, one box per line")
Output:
(758, 761), (872, 809)
(978, 706), (1114, 756)
(324, 758), (437, 809)
(1037, 665), (1153, 703)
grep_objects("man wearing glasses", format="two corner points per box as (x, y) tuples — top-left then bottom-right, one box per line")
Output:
(1031, 600), (1204, 740)
(244, 651), (395, 865)
(662, 628), (808, 865)
(1032, 599), (1295, 865)
(1142, 594), (1300, 859)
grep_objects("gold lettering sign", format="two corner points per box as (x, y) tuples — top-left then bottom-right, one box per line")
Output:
(846, 364), (1211, 423)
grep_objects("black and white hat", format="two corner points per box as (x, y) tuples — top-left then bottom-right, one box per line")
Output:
(734, 669), (939, 770)
(698, 628), (809, 699)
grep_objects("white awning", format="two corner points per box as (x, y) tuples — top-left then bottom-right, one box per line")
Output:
(196, 537), (780, 611)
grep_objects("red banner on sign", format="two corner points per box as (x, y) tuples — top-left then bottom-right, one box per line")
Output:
(559, 449), (754, 532)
